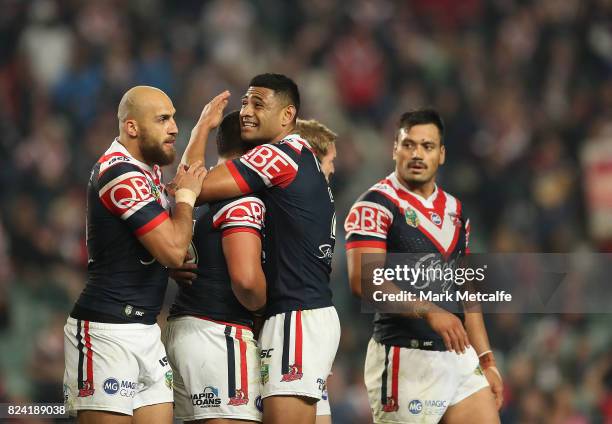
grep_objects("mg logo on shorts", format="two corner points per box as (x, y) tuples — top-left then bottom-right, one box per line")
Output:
(408, 399), (423, 415)
(103, 378), (119, 395)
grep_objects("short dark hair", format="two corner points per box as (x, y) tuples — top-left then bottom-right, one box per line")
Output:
(397, 109), (445, 144)
(249, 73), (300, 114)
(216, 111), (250, 158)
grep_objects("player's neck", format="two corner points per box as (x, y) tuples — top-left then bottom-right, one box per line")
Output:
(118, 135), (149, 166)
(269, 125), (296, 144)
(396, 173), (437, 199)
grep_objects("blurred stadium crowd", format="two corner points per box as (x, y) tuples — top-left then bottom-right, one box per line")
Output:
(0, 0), (611, 422)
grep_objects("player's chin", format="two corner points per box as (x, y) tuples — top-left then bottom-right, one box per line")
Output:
(159, 149), (176, 166)
(241, 129), (264, 144)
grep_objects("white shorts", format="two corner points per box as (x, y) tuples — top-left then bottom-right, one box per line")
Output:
(259, 307), (340, 401)
(63, 317), (173, 416)
(316, 378), (331, 416)
(162, 316), (262, 422)
(364, 338), (489, 424)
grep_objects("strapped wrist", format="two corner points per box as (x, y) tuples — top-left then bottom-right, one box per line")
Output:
(479, 351), (496, 369)
(175, 188), (197, 207)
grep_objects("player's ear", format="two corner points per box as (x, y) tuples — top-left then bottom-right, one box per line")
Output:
(439, 144), (446, 165)
(125, 119), (139, 138)
(392, 140), (398, 160)
(281, 105), (297, 127)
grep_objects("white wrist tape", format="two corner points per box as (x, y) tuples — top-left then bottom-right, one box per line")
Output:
(478, 350), (493, 358)
(175, 188), (197, 207)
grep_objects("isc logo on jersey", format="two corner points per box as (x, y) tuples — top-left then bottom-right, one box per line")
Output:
(344, 201), (393, 238)
(241, 145), (297, 186)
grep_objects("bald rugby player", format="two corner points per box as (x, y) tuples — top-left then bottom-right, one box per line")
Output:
(63, 86), (205, 424)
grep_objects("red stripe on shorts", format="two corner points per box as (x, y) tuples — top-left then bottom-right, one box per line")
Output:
(391, 346), (400, 403)
(236, 328), (248, 398)
(84, 321), (94, 387)
(295, 310), (303, 373)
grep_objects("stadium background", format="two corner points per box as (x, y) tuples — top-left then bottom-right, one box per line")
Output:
(0, 0), (611, 422)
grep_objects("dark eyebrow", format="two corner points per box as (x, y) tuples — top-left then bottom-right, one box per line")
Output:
(243, 94), (265, 102)
(402, 138), (436, 145)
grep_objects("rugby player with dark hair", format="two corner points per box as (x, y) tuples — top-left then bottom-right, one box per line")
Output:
(63, 86), (206, 424)
(163, 110), (267, 423)
(179, 74), (340, 424)
(345, 109), (502, 423)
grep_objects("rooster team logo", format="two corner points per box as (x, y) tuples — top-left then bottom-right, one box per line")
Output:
(78, 379), (95, 397)
(382, 396), (399, 412)
(280, 364), (303, 382)
(228, 389), (249, 406)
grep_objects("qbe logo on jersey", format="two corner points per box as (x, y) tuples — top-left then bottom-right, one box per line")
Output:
(344, 201), (393, 239)
(100, 171), (157, 218)
(240, 145), (297, 187)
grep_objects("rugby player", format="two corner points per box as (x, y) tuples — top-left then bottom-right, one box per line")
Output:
(295, 117), (338, 424)
(344, 109), (503, 423)
(63, 86), (206, 423)
(181, 74), (340, 424)
(163, 110), (266, 423)
(296, 118), (337, 184)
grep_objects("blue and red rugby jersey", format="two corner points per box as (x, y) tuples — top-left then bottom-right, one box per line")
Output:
(226, 134), (336, 317)
(73, 139), (171, 324)
(169, 194), (266, 328)
(345, 172), (471, 347)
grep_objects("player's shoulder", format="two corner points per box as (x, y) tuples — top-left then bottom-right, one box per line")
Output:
(212, 194), (264, 213)
(95, 141), (147, 182)
(437, 187), (465, 218)
(354, 174), (401, 210)
(278, 134), (315, 155)
(211, 194), (266, 229)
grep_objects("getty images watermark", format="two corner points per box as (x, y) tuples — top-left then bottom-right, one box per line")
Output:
(370, 253), (511, 304)
(361, 253), (612, 314)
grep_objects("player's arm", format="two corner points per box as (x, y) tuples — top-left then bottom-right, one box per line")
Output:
(346, 245), (469, 353)
(138, 163), (207, 268)
(216, 196), (267, 311)
(223, 232), (266, 311)
(181, 90), (230, 167)
(346, 246), (385, 297)
(463, 305), (503, 409)
(98, 159), (206, 269)
(177, 90), (245, 203)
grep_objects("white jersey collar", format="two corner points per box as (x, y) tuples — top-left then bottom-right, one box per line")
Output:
(110, 137), (154, 173)
(388, 172), (440, 208)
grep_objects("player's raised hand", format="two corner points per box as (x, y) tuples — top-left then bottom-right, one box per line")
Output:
(424, 309), (470, 354)
(196, 90), (230, 129)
